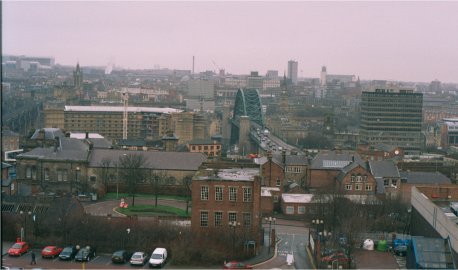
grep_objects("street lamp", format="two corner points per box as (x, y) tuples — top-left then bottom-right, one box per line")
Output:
(20, 210), (32, 241)
(320, 230), (332, 254)
(229, 221), (240, 257)
(312, 219), (324, 261)
(73, 166), (80, 195)
(265, 216), (276, 254)
(125, 228), (131, 249)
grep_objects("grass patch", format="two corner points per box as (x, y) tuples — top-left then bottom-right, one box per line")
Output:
(104, 193), (187, 201)
(117, 204), (190, 217)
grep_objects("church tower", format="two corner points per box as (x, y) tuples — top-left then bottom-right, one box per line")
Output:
(73, 62), (83, 99)
(279, 73), (289, 113)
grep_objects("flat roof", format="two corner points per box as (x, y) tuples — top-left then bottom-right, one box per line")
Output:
(65, 105), (182, 114)
(195, 168), (259, 181)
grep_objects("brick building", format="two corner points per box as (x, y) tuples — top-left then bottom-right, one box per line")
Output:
(308, 150), (364, 190)
(399, 171), (452, 203)
(357, 143), (404, 161)
(368, 160), (401, 199)
(335, 162), (376, 196)
(191, 165), (262, 247)
(187, 139), (222, 157)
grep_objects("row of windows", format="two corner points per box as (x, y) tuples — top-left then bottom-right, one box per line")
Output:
(350, 175), (368, 182)
(191, 145), (221, 151)
(200, 211), (252, 227)
(383, 179), (398, 187)
(345, 183), (372, 191)
(285, 205), (306, 214)
(201, 186), (252, 202)
(285, 166), (302, 173)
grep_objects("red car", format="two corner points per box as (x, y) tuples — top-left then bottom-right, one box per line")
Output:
(8, 242), (29, 256)
(41, 246), (63, 258)
(223, 261), (253, 269)
(321, 252), (351, 263)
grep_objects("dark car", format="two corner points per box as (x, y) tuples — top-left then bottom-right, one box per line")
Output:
(394, 245), (407, 257)
(59, 246), (78, 260)
(75, 246), (96, 262)
(112, 250), (132, 264)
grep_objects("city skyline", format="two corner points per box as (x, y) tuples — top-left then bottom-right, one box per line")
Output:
(3, 1), (458, 83)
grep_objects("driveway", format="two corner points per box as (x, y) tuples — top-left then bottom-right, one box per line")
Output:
(83, 198), (188, 217)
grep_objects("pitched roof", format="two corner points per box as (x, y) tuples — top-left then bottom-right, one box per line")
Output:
(311, 150), (363, 170)
(89, 149), (207, 171)
(400, 171), (451, 184)
(369, 160), (400, 178)
(336, 161), (368, 181)
(18, 138), (89, 161)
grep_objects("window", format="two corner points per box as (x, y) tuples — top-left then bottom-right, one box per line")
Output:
(44, 168), (49, 181)
(228, 212), (237, 223)
(201, 186), (209, 200)
(276, 177), (281, 187)
(215, 186), (223, 201)
(286, 206), (294, 214)
(365, 184), (373, 191)
(26, 167), (32, 179)
(200, 211), (208, 227)
(298, 206), (306, 214)
(384, 179), (389, 186)
(57, 169), (63, 182)
(31, 167), (37, 180)
(392, 179), (397, 187)
(345, 184), (352, 190)
(204, 146), (208, 150)
(351, 175), (355, 182)
(243, 213), (251, 226)
(356, 175), (362, 182)
(214, 211), (223, 227)
(355, 184), (362, 191)
(243, 187), (252, 202)
(273, 195), (279, 202)
(229, 187), (237, 201)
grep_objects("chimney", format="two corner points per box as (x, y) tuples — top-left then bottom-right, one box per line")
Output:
(352, 156), (355, 163)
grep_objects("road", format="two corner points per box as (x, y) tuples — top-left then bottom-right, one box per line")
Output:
(255, 223), (313, 270)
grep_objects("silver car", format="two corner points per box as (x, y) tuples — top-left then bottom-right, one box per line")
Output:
(129, 251), (148, 266)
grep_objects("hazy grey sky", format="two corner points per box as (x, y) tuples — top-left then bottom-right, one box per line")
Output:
(3, 1), (458, 82)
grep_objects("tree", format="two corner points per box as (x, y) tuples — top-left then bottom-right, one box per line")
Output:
(149, 171), (166, 207)
(182, 175), (193, 215)
(119, 154), (148, 207)
(95, 158), (112, 194)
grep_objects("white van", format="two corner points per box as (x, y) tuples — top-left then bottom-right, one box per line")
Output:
(148, 247), (167, 268)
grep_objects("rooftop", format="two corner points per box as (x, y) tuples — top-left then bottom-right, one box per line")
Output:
(400, 171), (451, 184)
(311, 150), (363, 170)
(195, 167), (259, 181)
(369, 160), (400, 178)
(282, 193), (314, 203)
(65, 105), (182, 114)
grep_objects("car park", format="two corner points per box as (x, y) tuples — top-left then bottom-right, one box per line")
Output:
(148, 248), (167, 268)
(111, 250), (132, 264)
(130, 252), (148, 266)
(41, 246), (63, 258)
(74, 246), (96, 262)
(59, 245), (78, 260)
(8, 242), (29, 256)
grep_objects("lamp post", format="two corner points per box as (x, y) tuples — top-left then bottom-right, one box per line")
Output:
(229, 221), (240, 257)
(20, 210), (32, 241)
(74, 166), (80, 195)
(125, 228), (131, 249)
(312, 219), (324, 261)
(265, 216), (276, 254)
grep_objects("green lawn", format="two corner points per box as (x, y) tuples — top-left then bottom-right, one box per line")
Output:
(117, 204), (190, 217)
(104, 192), (188, 201)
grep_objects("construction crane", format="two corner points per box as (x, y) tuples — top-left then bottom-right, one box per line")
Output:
(212, 60), (224, 74)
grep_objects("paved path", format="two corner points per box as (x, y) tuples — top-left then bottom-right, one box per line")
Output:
(83, 198), (188, 217)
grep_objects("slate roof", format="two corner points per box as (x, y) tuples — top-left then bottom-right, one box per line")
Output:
(311, 150), (363, 170)
(400, 171), (451, 184)
(17, 138), (89, 161)
(369, 160), (400, 178)
(117, 139), (146, 147)
(336, 161), (368, 182)
(89, 149), (207, 171)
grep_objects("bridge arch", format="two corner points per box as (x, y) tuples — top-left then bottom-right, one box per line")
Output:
(230, 88), (264, 144)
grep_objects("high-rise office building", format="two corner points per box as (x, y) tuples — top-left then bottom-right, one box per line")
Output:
(287, 60), (298, 85)
(360, 88), (423, 154)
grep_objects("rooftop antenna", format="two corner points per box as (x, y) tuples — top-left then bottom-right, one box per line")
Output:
(122, 92), (129, 140)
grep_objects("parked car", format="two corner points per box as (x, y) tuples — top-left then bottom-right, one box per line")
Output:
(74, 246), (96, 262)
(130, 252), (148, 266)
(148, 248), (167, 268)
(41, 246), (63, 258)
(111, 250), (132, 264)
(8, 242), (29, 256)
(223, 261), (253, 269)
(394, 245), (407, 257)
(59, 246), (78, 260)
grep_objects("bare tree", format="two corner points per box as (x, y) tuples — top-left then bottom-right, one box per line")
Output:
(95, 158), (112, 194)
(119, 154), (148, 207)
(182, 175), (193, 214)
